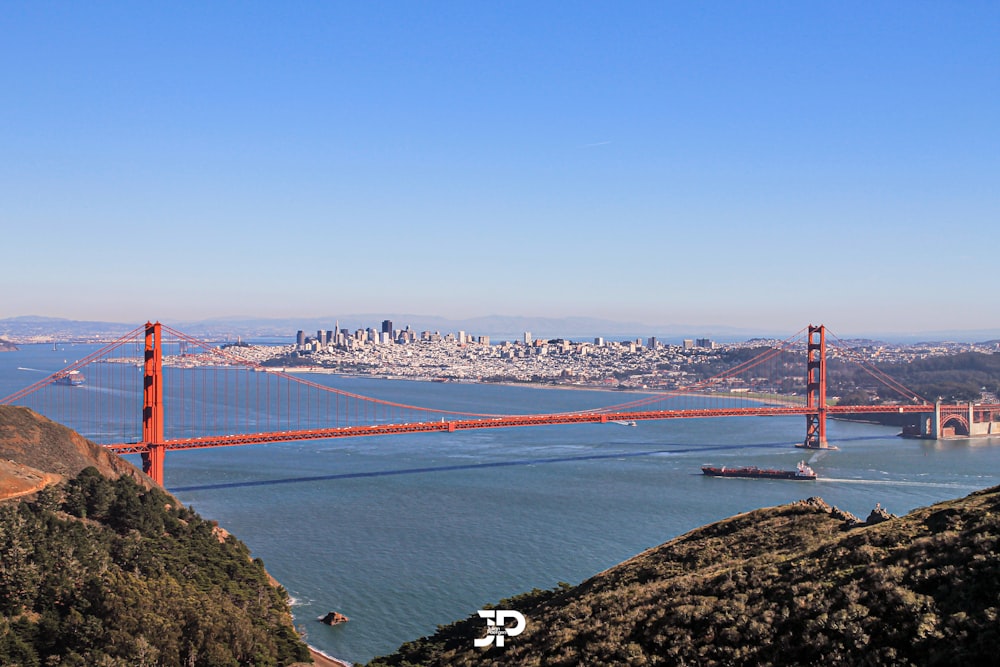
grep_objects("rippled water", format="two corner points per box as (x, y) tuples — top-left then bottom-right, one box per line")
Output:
(3, 346), (999, 664)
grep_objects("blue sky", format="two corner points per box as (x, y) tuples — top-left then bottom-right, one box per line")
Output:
(2, 2), (997, 335)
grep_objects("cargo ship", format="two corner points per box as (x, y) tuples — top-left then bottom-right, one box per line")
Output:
(701, 461), (817, 481)
(55, 370), (85, 386)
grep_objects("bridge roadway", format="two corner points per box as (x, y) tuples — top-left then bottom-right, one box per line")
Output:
(103, 403), (966, 455)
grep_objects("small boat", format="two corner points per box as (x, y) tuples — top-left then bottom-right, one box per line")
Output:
(55, 370), (85, 386)
(702, 460), (817, 481)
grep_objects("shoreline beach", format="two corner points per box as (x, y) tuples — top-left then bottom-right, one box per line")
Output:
(307, 646), (352, 667)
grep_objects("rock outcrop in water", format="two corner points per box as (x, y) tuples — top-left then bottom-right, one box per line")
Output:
(321, 611), (350, 626)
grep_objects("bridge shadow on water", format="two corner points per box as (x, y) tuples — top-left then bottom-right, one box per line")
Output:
(168, 435), (887, 493)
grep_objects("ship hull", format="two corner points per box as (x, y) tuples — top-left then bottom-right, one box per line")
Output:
(55, 372), (85, 386)
(701, 466), (816, 481)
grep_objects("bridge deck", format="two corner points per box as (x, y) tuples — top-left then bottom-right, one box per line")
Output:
(103, 403), (973, 453)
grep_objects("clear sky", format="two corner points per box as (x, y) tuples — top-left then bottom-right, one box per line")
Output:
(2, 2), (997, 335)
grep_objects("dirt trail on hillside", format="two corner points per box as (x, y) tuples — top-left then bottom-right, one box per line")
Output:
(0, 458), (62, 501)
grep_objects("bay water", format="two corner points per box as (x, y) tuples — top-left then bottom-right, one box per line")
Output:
(3, 345), (999, 664)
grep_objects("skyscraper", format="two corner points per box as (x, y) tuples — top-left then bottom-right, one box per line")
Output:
(382, 320), (393, 336)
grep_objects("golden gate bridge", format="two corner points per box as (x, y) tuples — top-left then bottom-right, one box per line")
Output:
(3, 323), (998, 486)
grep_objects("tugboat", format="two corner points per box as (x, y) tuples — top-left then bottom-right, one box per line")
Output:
(54, 370), (85, 386)
(701, 461), (817, 481)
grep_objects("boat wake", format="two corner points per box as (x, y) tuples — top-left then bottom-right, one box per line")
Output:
(806, 450), (832, 465)
(817, 477), (978, 489)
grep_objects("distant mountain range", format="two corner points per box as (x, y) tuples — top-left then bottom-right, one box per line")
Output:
(1, 314), (999, 345)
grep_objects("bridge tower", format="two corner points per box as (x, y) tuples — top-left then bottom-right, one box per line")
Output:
(140, 322), (166, 485)
(800, 324), (833, 449)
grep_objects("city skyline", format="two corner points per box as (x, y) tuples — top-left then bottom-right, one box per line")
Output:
(2, 3), (997, 334)
(4, 311), (1000, 345)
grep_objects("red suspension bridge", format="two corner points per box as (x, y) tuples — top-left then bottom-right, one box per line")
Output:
(3, 323), (999, 486)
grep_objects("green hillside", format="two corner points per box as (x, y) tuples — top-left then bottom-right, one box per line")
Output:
(369, 490), (1000, 666)
(0, 406), (311, 666)
(0, 467), (311, 666)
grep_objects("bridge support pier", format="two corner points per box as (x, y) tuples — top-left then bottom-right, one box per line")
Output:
(141, 444), (166, 487)
(800, 324), (833, 449)
(142, 322), (165, 485)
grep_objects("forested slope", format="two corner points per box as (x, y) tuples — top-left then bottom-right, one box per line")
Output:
(0, 406), (311, 666)
(0, 468), (311, 666)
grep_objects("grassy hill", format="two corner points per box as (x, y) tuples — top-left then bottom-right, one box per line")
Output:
(0, 405), (148, 500)
(368, 490), (1000, 666)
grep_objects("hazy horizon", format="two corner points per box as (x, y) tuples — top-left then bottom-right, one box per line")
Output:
(3, 311), (999, 344)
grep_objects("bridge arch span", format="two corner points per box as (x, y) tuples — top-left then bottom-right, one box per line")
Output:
(941, 413), (970, 436)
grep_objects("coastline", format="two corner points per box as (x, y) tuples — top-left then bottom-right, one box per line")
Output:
(280, 368), (802, 406)
(306, 646), (352, 667)
(263, 558), (354, 666)
(280, 367), (655, 395)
